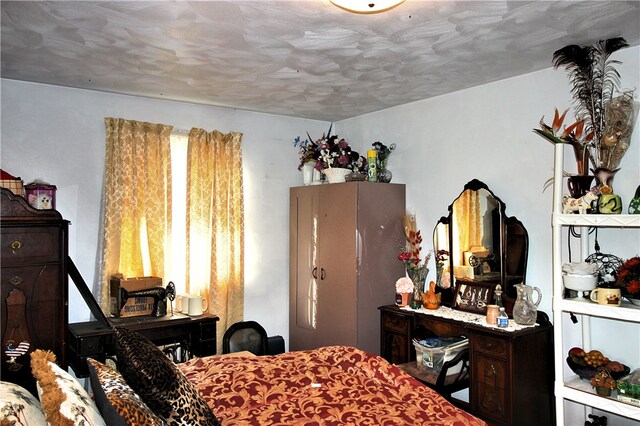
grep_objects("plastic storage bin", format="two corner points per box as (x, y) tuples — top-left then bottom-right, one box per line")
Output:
(413, 336), (468, 375)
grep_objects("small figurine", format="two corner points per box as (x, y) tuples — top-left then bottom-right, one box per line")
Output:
(562, 190), (599, 214)
(422, 281), (441, 310)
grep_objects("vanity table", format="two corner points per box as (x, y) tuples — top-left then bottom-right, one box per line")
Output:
(380, 305), (554, 426)
(387, 180), (554, 425)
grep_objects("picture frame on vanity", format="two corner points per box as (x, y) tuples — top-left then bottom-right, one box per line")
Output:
(453, 280), (495, 314)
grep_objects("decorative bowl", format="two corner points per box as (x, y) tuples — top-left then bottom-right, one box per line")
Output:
(563, 274), (597, 292)
(566, 357), (631, 380)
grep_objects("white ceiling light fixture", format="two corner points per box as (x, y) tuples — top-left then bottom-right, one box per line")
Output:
(330, 0), (405, 14)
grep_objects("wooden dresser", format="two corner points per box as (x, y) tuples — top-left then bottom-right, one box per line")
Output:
(379, 305), (555, 426)
(1, 188), (69, 394)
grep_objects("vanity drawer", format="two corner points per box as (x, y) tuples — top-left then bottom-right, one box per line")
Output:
(415, 315), (465, 337)
(1, 227), (60, 265)
(473, 333), (508, 358)
(382, 311), (411, 333)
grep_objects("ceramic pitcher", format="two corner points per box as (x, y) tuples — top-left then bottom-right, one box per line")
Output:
(513, 283), (541, 325)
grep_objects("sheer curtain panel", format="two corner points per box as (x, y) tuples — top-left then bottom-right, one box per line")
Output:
(187, 129), (244, 352)
(98, 118), (173, 313)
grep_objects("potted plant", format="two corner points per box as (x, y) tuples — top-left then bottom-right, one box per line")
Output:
(615, 256), (640, 305)
(316, 133), (366, 183)
(398, 213), (432, 309)
(293, 132), (323, 185)
(533, 37), (639, 195)
(590, 367), (617, 397)
(371, 141), (396, 183)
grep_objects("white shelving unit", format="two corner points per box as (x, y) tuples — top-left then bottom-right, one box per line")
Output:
(552, 144), (640, 424)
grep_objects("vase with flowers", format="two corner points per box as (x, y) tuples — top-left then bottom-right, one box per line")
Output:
(395, 277), (414, 307)
(293, 134), (321, 185)
(615, 256), (640, 305)
(533, 37), (638, 197)
(314, 130), (366, 184)
(371, 141), (396, 183)
(590, 367), (617, 397)
(398, 213), (432, 309)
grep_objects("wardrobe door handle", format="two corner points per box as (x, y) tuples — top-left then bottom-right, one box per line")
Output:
(312, 267), (318, 279)
(320, 268), (326, 280)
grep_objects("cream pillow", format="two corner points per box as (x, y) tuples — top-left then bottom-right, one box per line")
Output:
(30, 349), (105, 426)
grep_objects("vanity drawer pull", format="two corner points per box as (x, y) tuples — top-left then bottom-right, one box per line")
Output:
(9, 276), (23, 286)
(474, 335), (507, 356)
(10, 240), (23, 251)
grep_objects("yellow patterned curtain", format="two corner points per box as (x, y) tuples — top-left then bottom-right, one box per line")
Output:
(186, 129), (244, 352)
(99, 118), (173, 313)
(453, 189), (481, 266)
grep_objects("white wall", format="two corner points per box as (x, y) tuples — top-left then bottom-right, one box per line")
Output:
(2, 45), (639, 425)
(0, 80), (329, 342)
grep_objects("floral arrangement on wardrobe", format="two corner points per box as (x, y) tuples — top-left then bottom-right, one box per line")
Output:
(615, 256), (640, 300)
(293, 134), (320, 171)
(293, 124), (366, 172)
(533, 37), (638, 183)
(371, 141), (396, 169)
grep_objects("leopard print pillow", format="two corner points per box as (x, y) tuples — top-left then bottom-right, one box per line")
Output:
(87, 357), (166, 426)
(113, 327), (219, 426)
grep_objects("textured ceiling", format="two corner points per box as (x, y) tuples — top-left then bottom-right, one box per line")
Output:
(2, 1), (639, 121)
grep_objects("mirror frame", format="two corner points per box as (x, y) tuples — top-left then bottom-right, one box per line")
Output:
(434, 179), (529, 308)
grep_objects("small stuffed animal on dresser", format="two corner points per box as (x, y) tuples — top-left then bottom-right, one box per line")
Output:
(33, 193), (52, 209)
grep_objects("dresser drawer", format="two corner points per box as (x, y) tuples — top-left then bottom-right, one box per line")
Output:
(1, 227), (60, 265)
(382, 311), (411, 332)
(415, 315), (465, 337)
(473, 333), (508, 358)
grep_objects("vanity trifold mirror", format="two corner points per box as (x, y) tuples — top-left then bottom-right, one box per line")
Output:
(434, 179), (528, 312)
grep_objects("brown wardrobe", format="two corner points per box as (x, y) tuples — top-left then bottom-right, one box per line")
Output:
(289, 182), (405, 355)
(1, 188), (69, 394)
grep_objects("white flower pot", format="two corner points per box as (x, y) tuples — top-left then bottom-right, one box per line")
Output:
(302, 162), (316, 186)
(323, 167), (351, 184)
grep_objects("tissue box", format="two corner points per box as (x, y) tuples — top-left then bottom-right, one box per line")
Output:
(24, 182), (56, 210)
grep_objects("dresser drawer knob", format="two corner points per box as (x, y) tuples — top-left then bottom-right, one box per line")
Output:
(10, 240), (23, 251)
(9, 276), (23, 286)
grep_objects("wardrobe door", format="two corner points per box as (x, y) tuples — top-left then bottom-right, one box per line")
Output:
(315, 183), (358, 348)
(356, 183), (406, 354)
(289, 186), (320, 351)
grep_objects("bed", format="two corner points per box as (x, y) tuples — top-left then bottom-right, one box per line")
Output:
(178, 345), (485, 425)
(7, 328), (486, 426)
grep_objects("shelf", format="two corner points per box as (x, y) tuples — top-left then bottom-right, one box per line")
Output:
(556, 298), (640, 323)
(551, 144), (640, 424)
(556, 377), (640, 420)
(553, 213), (640, 227)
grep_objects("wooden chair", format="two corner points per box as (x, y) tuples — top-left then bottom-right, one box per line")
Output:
(398, 348), (471, 409)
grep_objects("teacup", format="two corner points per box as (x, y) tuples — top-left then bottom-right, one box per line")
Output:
(176, 294), (192, 314)
(590, 288), (621, 306)
(188, 296), (208, 316)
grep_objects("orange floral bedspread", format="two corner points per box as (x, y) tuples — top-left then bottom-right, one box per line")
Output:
(178, 345), (486, 425)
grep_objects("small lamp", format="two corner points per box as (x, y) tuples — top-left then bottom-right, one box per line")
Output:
(330, 0), (405, 14)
